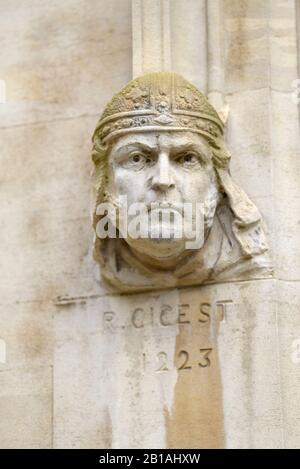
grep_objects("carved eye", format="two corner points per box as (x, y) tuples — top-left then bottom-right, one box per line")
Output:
(122, 153), (153, 170)
(177, 152), (201, 167)
(132, 154), (143, 163)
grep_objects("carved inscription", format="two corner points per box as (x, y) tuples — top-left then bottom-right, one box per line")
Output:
(131, 301), (232, 329)
(178, 350), (191, 370)
(141, 348), (214, 374)
(103, 300), (233, 332)
(102, 300), (232, 373)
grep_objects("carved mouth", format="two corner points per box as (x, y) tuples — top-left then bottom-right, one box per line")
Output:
(148, 202), (184, 214)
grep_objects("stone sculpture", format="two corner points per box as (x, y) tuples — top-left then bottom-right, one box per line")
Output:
(91, 72), (271, 292)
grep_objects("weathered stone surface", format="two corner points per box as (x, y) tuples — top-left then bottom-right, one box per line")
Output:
(0, 301), (52, 372)
(270, 90), (300, 280)
(0, 116), (107, 304)
(1, 0), (300, 450)
(224, 0), (298, 93)
(0, 366), (52, 448)
(0, 0), (132, 127)
(0, 0), (132, 449)
(54, 280), (283, 448)
(276, 281), (300, 448)
(226, 89), (271, 199)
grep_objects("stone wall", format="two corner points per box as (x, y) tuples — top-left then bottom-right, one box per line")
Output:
(0, 0), (132, 448)
(1, 0), (300, 448)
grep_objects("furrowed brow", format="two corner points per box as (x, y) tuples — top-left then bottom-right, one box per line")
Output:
(171, 143), (211, 161)
(114, 142), (156, 156)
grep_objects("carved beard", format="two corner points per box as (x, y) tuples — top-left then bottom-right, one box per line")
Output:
(101, 178), (221, 260)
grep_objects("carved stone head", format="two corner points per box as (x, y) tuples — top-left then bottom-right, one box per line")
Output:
(91, 72), (271, 292)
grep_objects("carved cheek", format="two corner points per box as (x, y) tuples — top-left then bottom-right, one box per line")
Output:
(114, 170), (128, 194)
(113, 168), (145, 201)
(108, 167), (126, 195)
(190, 170), (214, 201)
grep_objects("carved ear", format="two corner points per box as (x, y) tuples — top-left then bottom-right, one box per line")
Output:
(217, 103), (229, 125)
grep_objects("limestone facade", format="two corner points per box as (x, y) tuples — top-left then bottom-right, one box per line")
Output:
(1, 0), (300, 448)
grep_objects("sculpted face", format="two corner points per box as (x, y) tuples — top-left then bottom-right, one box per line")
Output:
(92, 72), (269, 291)
(106, 131), (220, 259)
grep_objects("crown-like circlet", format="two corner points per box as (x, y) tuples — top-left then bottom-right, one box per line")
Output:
(93, 72), (224, 145)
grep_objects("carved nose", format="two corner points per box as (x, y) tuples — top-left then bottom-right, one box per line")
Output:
(151, 152), (175, 191)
